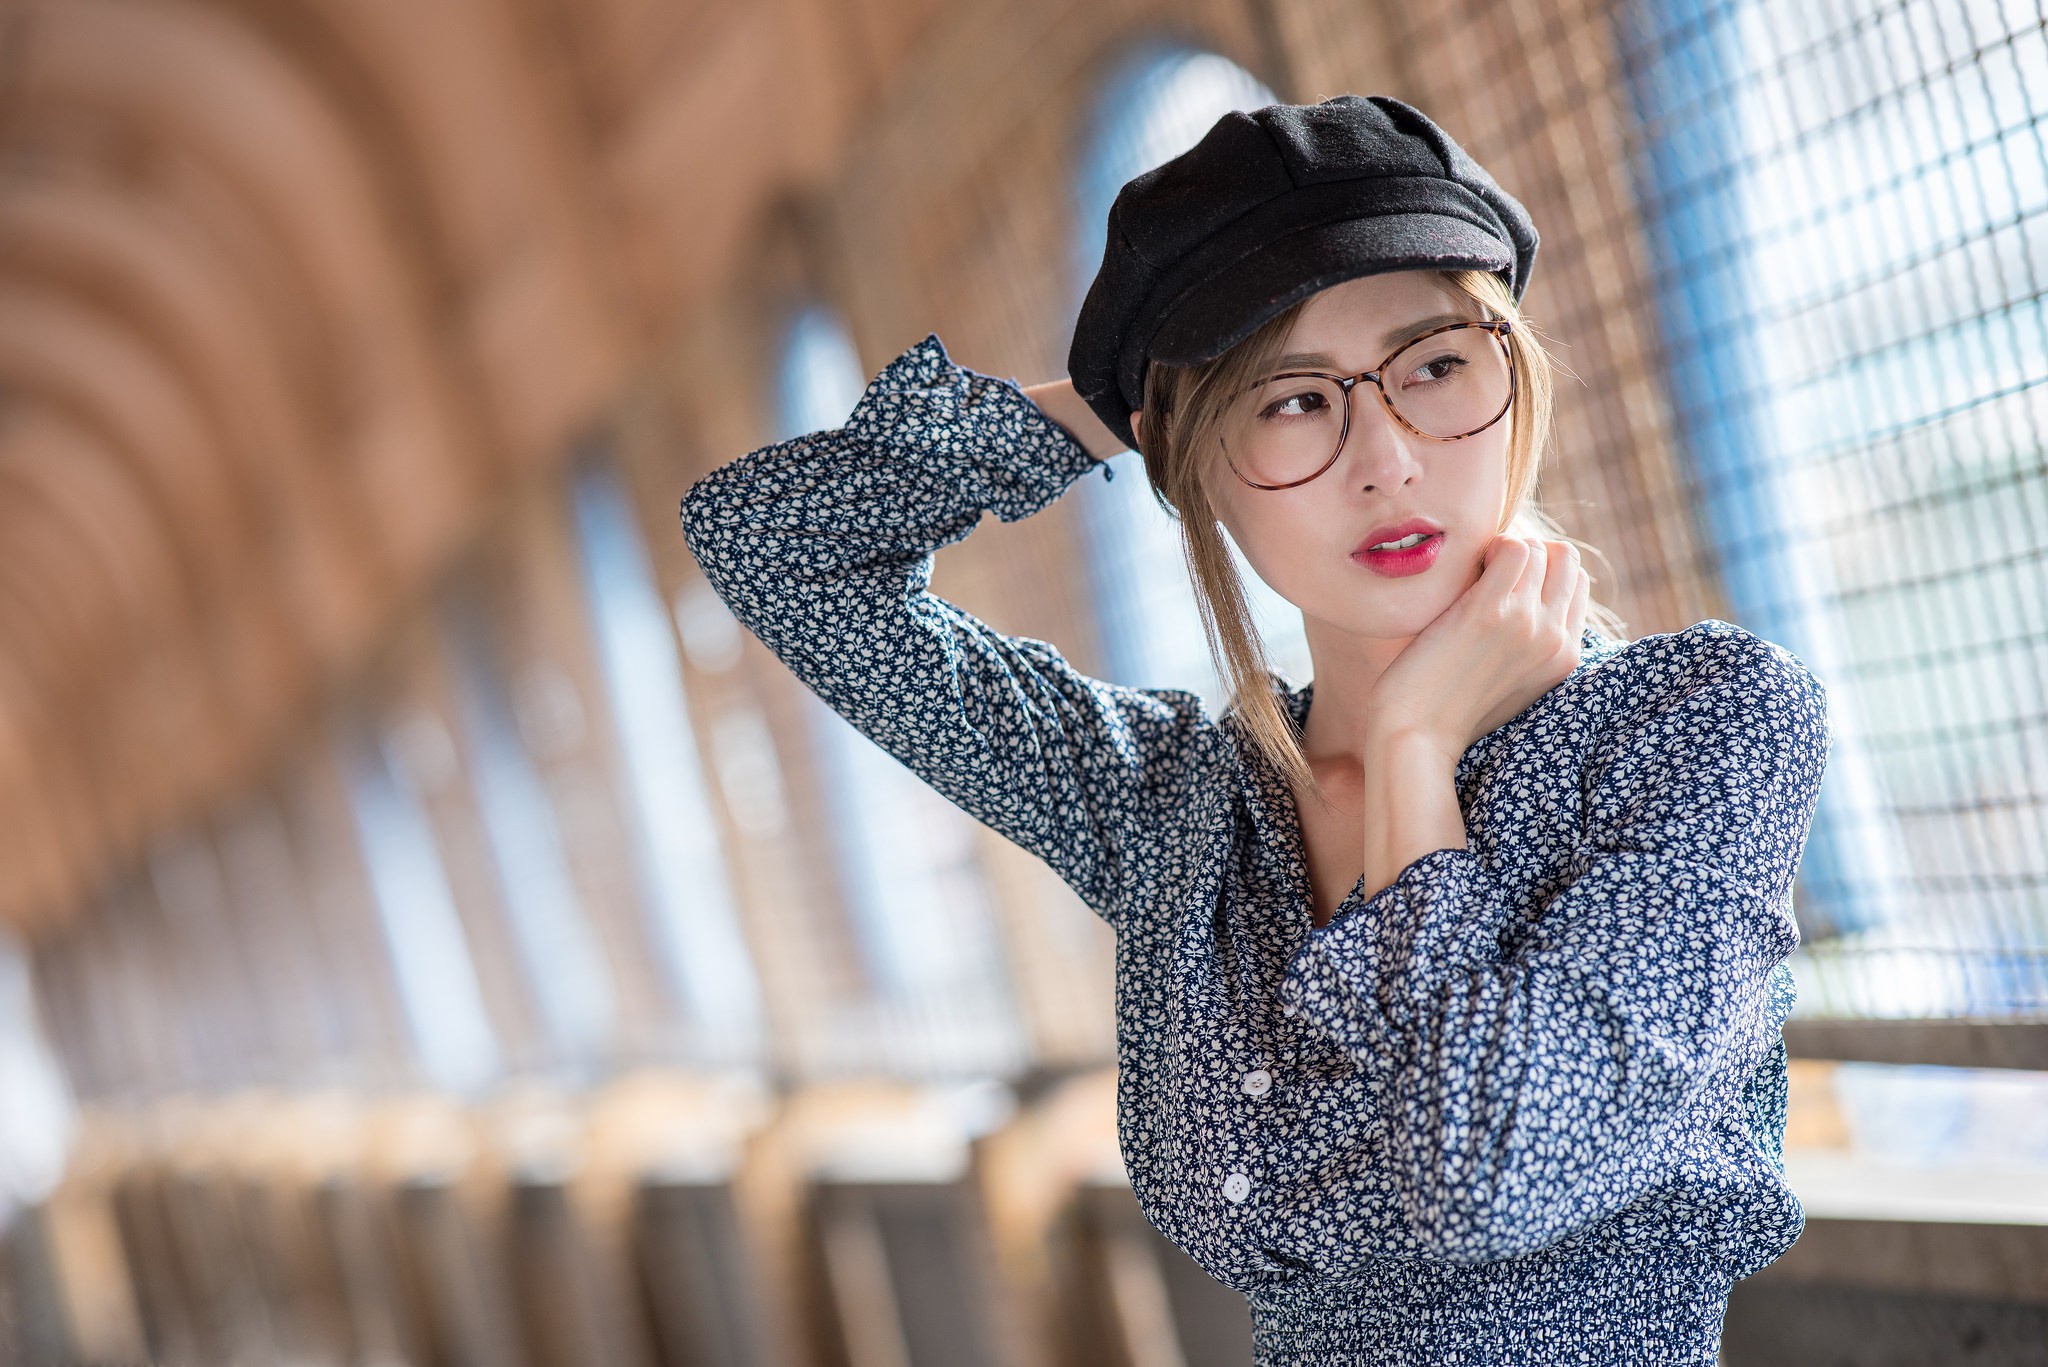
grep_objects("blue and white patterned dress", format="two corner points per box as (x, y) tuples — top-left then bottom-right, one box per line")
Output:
(681, 334), (1832, 1365)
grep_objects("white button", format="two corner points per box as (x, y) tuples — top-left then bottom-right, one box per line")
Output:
(1241, 1068), (1273, 1097)
(1222, 1172), (1252, 1204)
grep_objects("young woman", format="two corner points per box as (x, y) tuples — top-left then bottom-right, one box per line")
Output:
(682, 94), (1830, 1365)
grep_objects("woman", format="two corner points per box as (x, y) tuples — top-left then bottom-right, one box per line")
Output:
(682, 94), (1830, 1365)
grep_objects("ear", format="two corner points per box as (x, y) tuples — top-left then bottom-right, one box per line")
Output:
(1130, 410), (1145, 447)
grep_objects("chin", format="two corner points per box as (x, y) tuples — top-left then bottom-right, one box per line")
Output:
(1305, 606), (1428, 643)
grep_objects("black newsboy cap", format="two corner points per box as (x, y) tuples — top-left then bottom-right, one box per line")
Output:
(1068, 93), (1539, 451)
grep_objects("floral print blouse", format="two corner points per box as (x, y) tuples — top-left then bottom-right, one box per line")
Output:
(680, 334), (1833, 1365)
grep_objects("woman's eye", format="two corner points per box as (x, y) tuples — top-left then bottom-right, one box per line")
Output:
(1405, 354), (1468, 386)
(1262, 390), (1328, 419)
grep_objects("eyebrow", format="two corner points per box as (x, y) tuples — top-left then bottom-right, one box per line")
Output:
(1274, 312), (1479, 370)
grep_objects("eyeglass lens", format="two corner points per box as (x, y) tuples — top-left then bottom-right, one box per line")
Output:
(1225, 324), (1512, 489)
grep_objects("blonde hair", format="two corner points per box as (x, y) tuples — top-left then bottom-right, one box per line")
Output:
(1131, 268), (1630, 801)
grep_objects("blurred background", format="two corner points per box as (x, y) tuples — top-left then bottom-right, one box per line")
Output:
(0, 0), (2044, 1363)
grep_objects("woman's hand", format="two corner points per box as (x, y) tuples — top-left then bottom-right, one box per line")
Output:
(1021, 377), (1130, 462)
(1366, 536), (1592, 767)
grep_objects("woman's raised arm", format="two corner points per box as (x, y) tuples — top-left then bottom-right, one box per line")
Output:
(679, 334), (1207, 927)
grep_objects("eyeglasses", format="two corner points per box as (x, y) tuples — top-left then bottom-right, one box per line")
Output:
(1222, 318), (1518, 491)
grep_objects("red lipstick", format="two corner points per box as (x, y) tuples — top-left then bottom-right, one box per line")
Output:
(1351, 517), (1445, 578)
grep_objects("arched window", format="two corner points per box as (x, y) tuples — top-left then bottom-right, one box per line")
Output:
(774, 306), (1021, 1068)
(442, 600), (618, 1068)
(1069, 44), (1312, 714)
(335, 721), (503, 1093)
(571, 456), (764, 1055)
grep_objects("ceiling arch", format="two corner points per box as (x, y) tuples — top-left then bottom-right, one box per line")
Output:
(0, 512), (121, 681)
(22, 0), (440, 357)
(17, 0), (492, 493)
(0, 170), (386, 652)
(0, 282), (279, 838)
(208, 0), (571, 303)
(0, 485), (142, 685)
(0, 0), (881, 929)
(0, 567), (127, 863)
(0, 280), (246, 597)
(0, 0), (503, 927)
(0, 401), (181, 632)
(0, 570), (92, 709)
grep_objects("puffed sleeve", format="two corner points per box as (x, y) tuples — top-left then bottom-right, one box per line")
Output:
(1278, 620), (1831, 1263)
(679, 333), (1212, 927)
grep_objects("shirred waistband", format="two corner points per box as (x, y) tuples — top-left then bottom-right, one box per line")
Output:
(1245, 1249), (1733, 1366)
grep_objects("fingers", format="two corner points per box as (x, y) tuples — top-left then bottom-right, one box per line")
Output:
(1482, 533), (1537, 587)
(1481, 532), (1527, 574)
(1501, 537), (1587, 633)
(1513, 536), (1552, 600)
(1495, 536), (1552, 610)
(1483, 538), (1588, 634)
(1540, 540), (1579, 610)
(1476, 537), (1526, 603)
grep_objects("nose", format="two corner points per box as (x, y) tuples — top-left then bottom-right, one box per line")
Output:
(1338, 381), (1425, 493)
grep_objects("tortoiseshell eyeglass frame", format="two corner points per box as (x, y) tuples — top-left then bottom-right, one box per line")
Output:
(1223, 317), (1519, 491)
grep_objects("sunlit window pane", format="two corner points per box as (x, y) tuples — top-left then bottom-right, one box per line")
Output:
(337, 726), (501, 1093)
(443, 606), (618, 1065)
(571, 457), (763, 1050)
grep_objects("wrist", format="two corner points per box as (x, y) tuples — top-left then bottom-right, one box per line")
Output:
(1358, 725), (1468, 904)
(1021, 379), (1127, 462)
(1364, 721), (1462, 774)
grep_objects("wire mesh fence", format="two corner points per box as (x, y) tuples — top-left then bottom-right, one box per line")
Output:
(1612, 0), (2048, 1017)
(1253, 0), (2048, 1023)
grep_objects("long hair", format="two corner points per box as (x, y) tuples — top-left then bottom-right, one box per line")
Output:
(1130, 267), (1629, 802)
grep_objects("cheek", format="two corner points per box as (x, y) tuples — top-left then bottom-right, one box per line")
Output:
(1217, 492), (1343, 599)
(1442, 436), (1512, 528)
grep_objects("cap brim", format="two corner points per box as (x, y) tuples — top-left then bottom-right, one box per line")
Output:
(1144, 212), (1514, 368)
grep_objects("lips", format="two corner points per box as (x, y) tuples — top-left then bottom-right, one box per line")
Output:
(1354, 517), (1445, 556)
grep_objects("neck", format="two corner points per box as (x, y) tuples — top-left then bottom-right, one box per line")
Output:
(1297, 615), (1415, 766)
